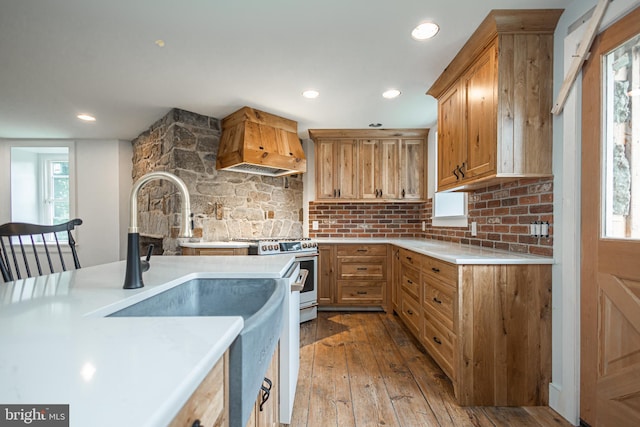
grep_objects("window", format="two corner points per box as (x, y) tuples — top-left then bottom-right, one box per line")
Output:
(602, 33), (640, 240)
(9, 144), (75, 239)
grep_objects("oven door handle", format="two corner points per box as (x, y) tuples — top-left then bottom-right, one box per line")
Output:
(291, 269), (308, 292)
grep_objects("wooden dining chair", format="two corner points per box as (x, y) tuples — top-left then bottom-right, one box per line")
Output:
(0, 218), (83, 283)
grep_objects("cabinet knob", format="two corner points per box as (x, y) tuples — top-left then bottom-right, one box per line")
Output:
(433, 336), (442, 345)
(192, 420), (202, 427)
(433, 297), (442, 304)
(407, 279), (413, 285)
(432, 267), (440, 273)
(407, 309), (414, 315)
(401, 189), (406, 198)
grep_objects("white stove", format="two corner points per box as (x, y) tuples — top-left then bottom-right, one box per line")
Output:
(231, 238), (318, 324)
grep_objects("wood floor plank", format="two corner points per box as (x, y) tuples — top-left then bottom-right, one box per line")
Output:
(291, 311), (572, 427)
(341, 313), (402, 427)
(359, 313), (441, 426)
(289, 318), (318, 426)
(306, 312), (356, 427)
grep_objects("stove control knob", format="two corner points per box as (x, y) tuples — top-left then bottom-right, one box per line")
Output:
(262, 245), (267, 251)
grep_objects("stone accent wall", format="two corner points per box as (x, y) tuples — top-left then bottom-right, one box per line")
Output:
(131, 108), (303, 254)
(308, 177), (553, 256)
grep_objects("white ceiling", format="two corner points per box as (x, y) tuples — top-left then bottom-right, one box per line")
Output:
(0, 0), (569, 141)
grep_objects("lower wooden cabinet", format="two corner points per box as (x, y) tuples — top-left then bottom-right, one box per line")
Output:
(318, 244), (388, 309)
(170, 351), (229, 427)
(395, 248), (551, 407)
(245, 344), (279, 427)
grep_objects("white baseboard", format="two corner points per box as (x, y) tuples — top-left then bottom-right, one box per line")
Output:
(549, 382), (580, 426)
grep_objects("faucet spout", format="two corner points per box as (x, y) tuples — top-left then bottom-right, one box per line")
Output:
(123, 171), (192, 289)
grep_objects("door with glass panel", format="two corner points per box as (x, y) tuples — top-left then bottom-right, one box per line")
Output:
(581, 7), (640, 426)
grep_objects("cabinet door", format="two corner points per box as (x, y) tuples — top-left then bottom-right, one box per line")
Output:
(462, 43), (497, 181)
(359, 139), (379, 199)
(380, 139), (400, 199)
(336, 140), (358, 199)
(399, 139), (424, 199)
(438, 83), (465, 190)
(318, 245), (335, 305)
(315, 139), (337, 199)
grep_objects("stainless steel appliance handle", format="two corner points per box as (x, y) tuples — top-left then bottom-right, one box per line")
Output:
(291, 269), (308, 292)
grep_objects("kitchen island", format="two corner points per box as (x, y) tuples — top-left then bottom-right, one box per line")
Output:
(0, 255), (295, 427)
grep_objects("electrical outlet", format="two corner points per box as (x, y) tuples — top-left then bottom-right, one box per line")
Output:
(471, 221), (477, 237)
(312, 220), (319, 230)
(422, 221), (426, 231)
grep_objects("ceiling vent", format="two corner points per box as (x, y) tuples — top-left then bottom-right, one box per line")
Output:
(216, 106), (307, 177)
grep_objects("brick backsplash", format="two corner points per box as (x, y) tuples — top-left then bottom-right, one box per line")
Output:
(309, 177), (553, 256)
(308, 202), (423, 238)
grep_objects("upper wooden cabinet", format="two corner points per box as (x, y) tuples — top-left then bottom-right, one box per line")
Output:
(309, 129), (428, 202)
(315, 138), (358, 199)
(428, 9), (562, 192)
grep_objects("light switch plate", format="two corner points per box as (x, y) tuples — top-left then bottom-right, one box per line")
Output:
(312, 220), (319, 230)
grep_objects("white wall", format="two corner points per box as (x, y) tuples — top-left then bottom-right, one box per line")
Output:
(551, 0), (639, 424)
(0, 139), (132, 268)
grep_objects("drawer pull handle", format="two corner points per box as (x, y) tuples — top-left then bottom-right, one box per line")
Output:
(433, 337), (442, 345)
(433, 297), (442, 304)
(192, 420), (202, 427)
(432, 267), (440, 273)
(356, 291), (368, 295)
(407, 279), (413, 284)
(407, 309), (414, 315)
(356, 249), (368, 252)
(356, 267), (368, 271)
(259, 377), (273, 411)
(406, 256), (412, 261)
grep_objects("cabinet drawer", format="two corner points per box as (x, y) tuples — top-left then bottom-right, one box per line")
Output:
(423, 257), (457, 286)
(337, 281), (385, 304)
(399, 248), (422, 269)
(338, 257), (386, 280)
(423, 278), (456, 330)
(400, 291), (421, 334)
(337, 244), (387, 256)
(422, 311), (455, 380)
(401, 265), (420, 301)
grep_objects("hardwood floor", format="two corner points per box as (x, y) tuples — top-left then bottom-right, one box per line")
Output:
(290, 311), (572, 427)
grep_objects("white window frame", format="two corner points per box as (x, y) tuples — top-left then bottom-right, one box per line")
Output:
(5, 141), (77, 230)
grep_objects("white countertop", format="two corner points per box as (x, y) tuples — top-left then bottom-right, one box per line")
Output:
(0, 255), (295, 427)
(315, 238), (554, 265)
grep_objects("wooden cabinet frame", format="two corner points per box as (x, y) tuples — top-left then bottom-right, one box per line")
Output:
(428, 9), (562, 192)
(310, 129), (428, 202)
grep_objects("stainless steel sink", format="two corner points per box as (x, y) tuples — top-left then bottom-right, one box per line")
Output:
(108, 278), (285, 427)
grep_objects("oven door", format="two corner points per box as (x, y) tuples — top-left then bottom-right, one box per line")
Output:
(295, 253), (317, 322)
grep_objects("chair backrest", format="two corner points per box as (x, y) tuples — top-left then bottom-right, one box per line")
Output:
(0, 218), (83, 283)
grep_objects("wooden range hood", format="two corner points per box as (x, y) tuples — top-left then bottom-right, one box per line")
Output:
(216, 106), (307, 177)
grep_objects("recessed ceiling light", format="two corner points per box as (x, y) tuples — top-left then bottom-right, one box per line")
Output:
(155, 39), (165, 47)
(411, 22), (440, 40)
(382, 89), (401, 99)
(77, 114), (96, 122)
(302, 90), (319, 99)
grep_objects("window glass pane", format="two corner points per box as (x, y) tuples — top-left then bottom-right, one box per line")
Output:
(603, 34), (640, 240)
(10, 147), (71, 229)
